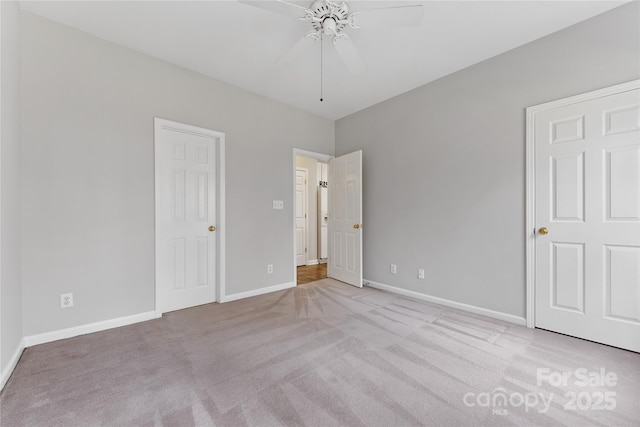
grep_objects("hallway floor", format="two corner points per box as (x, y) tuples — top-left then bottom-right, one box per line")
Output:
(297, 263), (327, 285)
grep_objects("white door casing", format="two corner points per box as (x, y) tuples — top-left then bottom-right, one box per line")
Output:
(526, 81), (640, 352)
(318, 162), (329, 261)
(328, 150), (363, 288)
(295, 168), (308, 266)
(155, 118), (225, 314)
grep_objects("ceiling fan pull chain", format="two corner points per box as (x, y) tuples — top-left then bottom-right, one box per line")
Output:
(320, 32), (324, 102)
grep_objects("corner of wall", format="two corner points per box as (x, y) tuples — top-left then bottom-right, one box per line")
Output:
(0, 338), (24, 392)
(0, 0), (24, 393)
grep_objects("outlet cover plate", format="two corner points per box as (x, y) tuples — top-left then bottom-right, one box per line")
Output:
(60, 293), (74, 308)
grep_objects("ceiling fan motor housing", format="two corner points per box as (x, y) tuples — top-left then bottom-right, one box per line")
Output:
(309, 1), (350, 35)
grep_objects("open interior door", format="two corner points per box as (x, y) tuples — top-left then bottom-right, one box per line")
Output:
(328, 150), (362, 288)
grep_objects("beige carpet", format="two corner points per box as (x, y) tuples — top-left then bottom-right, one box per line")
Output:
(1, 279), (638, 426)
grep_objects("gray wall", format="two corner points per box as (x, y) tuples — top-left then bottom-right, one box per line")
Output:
(20, 12), (334, 336)
(335, 3), (640, 317)
(1, 0), (23, 375)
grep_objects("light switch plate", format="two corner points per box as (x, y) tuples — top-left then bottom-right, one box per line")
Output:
(273, 200), (284, 209)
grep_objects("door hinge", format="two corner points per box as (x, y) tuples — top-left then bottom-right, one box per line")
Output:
(305, 213), (307, 218)
(305, 248), (307, 252)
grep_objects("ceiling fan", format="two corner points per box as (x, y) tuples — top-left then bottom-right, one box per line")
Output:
(239, 1), (424, 75)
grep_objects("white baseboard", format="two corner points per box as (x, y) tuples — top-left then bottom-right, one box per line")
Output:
(221, 282), (295, 303)
(1, 338), (25, 392)
(306, 259), (319, 266)
(364, 279), (526, 326)
(23, 311), (158, 348)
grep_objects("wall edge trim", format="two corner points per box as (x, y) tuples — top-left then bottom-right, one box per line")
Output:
(0, 338), (25, 392)
(365, 279), (526, 326)
(220, 282), (295, 303)
(23, 311), (158, 347)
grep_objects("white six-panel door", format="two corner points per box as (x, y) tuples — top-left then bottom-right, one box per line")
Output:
(328, 151), (363, 288)
(295, 168), (308, 266)
(531, 83), (640, 352)
(155, 119), (222, 313)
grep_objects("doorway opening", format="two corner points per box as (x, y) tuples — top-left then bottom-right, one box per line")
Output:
(293, 149), (332, 285)
(293, 148), (364, 288)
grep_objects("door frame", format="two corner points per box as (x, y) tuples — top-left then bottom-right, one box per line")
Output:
(524, 79), (639, 328)
(295, 167), (309, 267)
(154, 118), (226, 316)
(292, 149), (333, 285)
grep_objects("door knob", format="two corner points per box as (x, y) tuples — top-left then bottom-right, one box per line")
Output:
(538, 227), (549, 235)
(353, 224), (360, 229)
(209, 226), (216, 232)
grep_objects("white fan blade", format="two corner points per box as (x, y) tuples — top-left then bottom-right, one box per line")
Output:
(277, 32), (319, 64)
(238, 1), (308, 19)
(333, 36), (365, 75)
(351, 5), (424, 28)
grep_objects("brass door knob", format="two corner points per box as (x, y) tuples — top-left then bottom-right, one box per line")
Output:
(353, 224), (360, 229)
(209, 226), (216, 232)
(538, 227), (549, 235)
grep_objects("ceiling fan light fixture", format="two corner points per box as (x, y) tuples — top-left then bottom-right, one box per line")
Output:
(241, 0), (424, 99)
(322, 17), (337, 35)
(306, 0), (350, 34)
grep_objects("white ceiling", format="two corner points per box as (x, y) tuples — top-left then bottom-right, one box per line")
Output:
(19, 0), (628, 120)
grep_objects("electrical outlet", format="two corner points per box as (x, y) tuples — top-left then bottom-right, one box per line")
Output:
(418, 269), (425, 279)
(60, 293), (73, 308)
(390, 264), (397, 274)
(267, 264), (273, 274)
